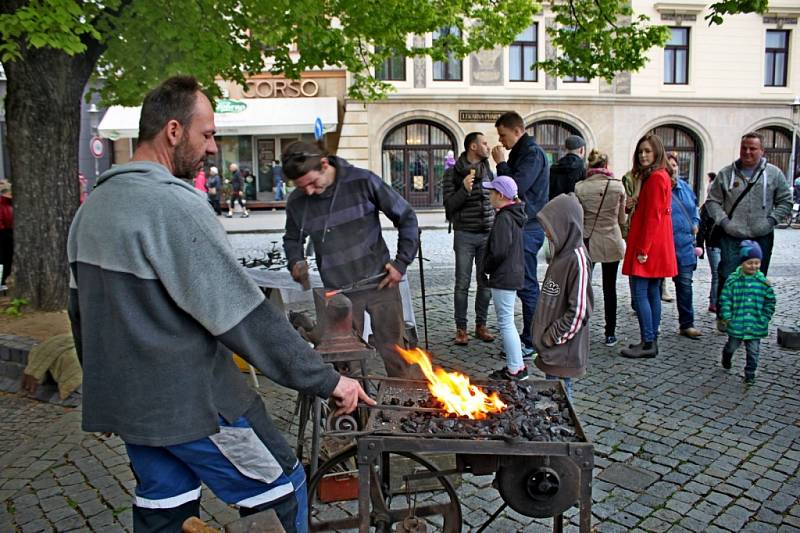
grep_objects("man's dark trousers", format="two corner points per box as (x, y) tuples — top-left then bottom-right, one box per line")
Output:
(519, 224), (545, 348)
(453, 230), (491, 330)
(716, 232), (774, 316)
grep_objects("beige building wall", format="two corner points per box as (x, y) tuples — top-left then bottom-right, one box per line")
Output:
(336, 2), (800, 205)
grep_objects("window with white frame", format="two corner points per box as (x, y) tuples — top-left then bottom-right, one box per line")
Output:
(510, 24), (538, 82)
(664, 27), (689, 85)
(765, 30), (789, 87)
(432, 27), (463, 81)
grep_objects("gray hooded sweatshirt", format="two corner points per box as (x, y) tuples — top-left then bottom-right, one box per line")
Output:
(706, 157), (792, 239)
(533, 194), (593, 379)
(68, 161), (340, 447)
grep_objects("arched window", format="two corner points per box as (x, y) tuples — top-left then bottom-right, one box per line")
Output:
(382, 120), (456, 208)
(755, 126), (799, 178)
(649, 124), (702, 199)
(526, 120), (582, 165)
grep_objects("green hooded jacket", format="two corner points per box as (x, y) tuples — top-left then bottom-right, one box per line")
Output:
(719, 266), (776, 340)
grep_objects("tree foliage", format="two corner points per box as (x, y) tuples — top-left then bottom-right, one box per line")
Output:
(0, 0), (771, 309)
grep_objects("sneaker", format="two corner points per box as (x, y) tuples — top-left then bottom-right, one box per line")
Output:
(225, 213), (233, 218)
(708, 304), (717, 313)
(743, 375), (755, 385)
(488, 366), (529, 381)
(241, 212), (250, 218)
(521, 344), (537, 358)
(604, 336), (618, 347)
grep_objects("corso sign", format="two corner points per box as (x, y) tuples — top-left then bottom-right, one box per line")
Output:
(243, 79), (320, 98)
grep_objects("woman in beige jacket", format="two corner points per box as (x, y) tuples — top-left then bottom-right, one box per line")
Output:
(575, 149), (627, 346)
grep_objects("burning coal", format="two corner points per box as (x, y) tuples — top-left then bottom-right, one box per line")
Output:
(395, 346), (506, 420)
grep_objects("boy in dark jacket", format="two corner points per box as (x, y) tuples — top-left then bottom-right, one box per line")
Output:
(719, 240), (776, 384)
(483, 176), (528, 380)
(533, 194), (593, 401)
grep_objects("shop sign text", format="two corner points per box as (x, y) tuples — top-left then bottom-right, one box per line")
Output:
(243, 79), (320, 98)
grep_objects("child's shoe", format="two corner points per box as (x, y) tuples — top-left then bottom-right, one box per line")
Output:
(604, 336), (618, 347)
(488, 366), (529, 381)
(721, 355), (732, 370)
(743, 374), (755, 385)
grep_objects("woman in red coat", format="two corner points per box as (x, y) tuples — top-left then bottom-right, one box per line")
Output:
(620, 134), (678, 358)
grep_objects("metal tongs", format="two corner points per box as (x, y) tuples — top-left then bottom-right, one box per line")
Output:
(324, 272), (388, 298)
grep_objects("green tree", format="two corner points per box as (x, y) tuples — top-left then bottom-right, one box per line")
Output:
(0, 0), (767, 310)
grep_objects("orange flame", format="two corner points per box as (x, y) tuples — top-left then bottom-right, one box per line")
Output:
(395, 346), (506, 420)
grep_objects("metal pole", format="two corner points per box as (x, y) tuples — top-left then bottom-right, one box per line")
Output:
(417, 228), (429, 350)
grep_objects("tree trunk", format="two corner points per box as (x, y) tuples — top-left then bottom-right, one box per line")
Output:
(4, 46), (98, 310)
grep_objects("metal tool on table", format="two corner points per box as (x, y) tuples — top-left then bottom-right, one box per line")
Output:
(323, 272), (388, 298)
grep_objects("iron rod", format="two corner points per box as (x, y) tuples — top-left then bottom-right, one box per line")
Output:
(417, 228), (429, 350)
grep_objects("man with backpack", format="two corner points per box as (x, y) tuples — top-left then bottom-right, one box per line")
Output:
(443, 132), (496, 346)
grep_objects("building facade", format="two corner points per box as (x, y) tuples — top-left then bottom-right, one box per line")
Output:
(337, 0), (800, 208)
(99, 71), (347, 198)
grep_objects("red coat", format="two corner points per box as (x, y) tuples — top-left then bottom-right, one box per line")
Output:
(0, 196), (12, 230)
(622, 168), (677, 278)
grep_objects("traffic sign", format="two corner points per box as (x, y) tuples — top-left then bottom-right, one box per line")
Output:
(89, 136), (104, 159)
(314, 117), (324, 140)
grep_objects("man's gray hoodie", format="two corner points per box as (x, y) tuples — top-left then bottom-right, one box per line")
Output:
(533, 194), (593, 379)
(67, 161), (340, 447)
(706, 157), (792, 239)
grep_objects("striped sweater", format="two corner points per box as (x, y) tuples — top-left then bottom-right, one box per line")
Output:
(719, 267), (776, 340)
(283, 157), (419, 289)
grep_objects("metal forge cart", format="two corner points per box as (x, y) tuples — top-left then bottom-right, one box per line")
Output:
(307, 377), (594, 533)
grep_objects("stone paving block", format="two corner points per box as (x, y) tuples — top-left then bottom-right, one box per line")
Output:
(598, 463), (659, 492)
(38, 494), (68, 513)
(76, 497), (107, 518)
(665, 498), (693, 515)
(624, 501), (652, 519)
(744, 484), (773, 501)
(53, 514), (86, 531)
(45, 504), (79, 523)
(20, 517), (51, 532)
(757, 507), (785, 525)
(742, 522), (777, 532)
(705, 491), (733, 508)
(88, 509), (115, 529)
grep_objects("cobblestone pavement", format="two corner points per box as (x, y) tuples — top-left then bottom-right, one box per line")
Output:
(2, 227), (799, 532)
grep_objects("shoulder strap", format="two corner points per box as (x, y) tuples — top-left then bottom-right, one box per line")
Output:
(586, 179), (611, 241)
(726, 166), (765, 219)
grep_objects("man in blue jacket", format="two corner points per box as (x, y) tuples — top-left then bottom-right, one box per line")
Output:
(492, 112), (550, 355)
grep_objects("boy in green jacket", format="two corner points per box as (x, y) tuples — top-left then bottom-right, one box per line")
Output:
(719, 240), (776, 384)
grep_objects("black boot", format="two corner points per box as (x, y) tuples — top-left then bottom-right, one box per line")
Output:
(620, 341), (657, 359)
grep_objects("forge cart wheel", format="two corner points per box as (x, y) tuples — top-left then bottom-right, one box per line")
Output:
(307, 445), (462, 532)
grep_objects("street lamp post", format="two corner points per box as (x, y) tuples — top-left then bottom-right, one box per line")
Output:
(790, 96), (800, 183)
(88, 103), (100, 184)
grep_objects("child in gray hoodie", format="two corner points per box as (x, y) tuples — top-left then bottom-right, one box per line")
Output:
(533, 194), (594, 402)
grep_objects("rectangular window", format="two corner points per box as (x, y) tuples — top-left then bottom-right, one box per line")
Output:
(510, 24), (538, 82)
(376, 49), (406, 81)
(664, 27), (689, 84)
(433, 27), (463, 81)
(765, 30), (789, 87)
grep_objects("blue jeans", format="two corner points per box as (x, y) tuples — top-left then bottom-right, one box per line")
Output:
(518, 225), (545, 347)
(672, 264), (695, 330)
(453, 230), (491, 329)
(630, 276), (661, 343)
(723, 337), (760, 378)
(546, 375), (574, 403)
(706, 247), (721, 306)
(491, 288), (523, 372)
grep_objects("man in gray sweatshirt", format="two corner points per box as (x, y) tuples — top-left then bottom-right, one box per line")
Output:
(68, 75), (372, 532)
(705, 132), (792, 329)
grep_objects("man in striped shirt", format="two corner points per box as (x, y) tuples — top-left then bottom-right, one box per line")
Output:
(282, 142), (420, 377)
